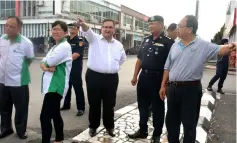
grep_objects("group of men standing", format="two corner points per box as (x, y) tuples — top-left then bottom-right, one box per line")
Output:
(0, 14), (236, 143)
(130, 15), (235, 143)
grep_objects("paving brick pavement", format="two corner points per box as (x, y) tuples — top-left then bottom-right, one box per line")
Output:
(72, 89), (217, 143)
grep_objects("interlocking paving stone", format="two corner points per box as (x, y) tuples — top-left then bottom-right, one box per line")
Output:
(72, 90), (215, 143)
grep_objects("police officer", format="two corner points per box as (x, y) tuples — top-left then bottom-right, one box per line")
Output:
(61, 23), (86, 116)
(207, 38), (229, 94)
(128, 15), (174, 143)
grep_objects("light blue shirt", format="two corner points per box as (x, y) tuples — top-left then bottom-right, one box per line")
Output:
(164, 38), (219, 81)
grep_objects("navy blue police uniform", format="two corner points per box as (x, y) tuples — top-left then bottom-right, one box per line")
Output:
(135, 16), (174, 139)
(62, 34), (86, 113)
(208, 39), (229, 93)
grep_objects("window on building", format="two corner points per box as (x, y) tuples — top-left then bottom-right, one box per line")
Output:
(28, 1), (31, 16)
(123, 14), (133, 26)
(144, 23), (149, 31)
(23, 1), (27, 16)
(69, 1), (119, 24)
(0, 0), (15, 18)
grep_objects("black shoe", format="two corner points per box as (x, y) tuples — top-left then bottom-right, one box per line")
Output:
(60, 106), (70, 110)
(217, 88), (225, 94)
(128, 129), (148, 139)
(76, 110), (84, 116)
(207, 85), (213, 91)
(150, 136), (160, 143)
(17, 132), (28, 139)
(89, 128), (96, 137)
(106, 129), (115, 137)
(0, 130), (14, 138)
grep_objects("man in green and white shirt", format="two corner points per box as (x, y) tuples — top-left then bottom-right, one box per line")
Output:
(0, 16), (34, 139)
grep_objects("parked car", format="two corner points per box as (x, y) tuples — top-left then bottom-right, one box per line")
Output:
(125, 45), (140, 55)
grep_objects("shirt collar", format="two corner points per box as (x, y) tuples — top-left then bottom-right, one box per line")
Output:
(3, 34), (21, 43)
(100, 34), (115, 42)
(150, 32), (165, 40)
(59, 38), (67, 43)
(178, 37), (198, 48)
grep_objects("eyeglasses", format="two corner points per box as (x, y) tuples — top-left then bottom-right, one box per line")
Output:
(5, 24), (17, 30)
(102, 26), (114, 29)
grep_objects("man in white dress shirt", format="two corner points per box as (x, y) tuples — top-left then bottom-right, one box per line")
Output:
(77, 18), (126, 137)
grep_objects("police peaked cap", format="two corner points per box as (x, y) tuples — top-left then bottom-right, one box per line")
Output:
(148, 15), (164, 23)
(68, 22), (79, 28)
(220, 38), (228, 45)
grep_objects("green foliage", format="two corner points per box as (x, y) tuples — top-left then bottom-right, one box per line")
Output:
(211, 24), (225, 44)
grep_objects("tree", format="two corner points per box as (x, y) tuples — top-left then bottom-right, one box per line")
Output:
(211, 24), (225, 44)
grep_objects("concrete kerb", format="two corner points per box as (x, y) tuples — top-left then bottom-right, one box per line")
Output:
(196, 89), (217, 143)
(72, 90), (217, 143)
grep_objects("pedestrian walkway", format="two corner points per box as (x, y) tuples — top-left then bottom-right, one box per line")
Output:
(72, 90), (217, 143)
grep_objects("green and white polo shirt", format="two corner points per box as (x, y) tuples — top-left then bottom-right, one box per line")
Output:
(0, 34), (35, 86)
(41, 38), (72, 97)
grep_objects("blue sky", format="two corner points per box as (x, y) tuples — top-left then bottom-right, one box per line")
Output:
(111, 0), (229, 41)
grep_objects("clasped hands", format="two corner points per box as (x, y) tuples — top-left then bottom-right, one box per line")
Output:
(229, 42), (236, 51)
(40, 63), (56, 72)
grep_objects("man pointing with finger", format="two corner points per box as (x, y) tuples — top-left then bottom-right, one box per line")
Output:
(78, 17), (126, 137)
(160, 15), (236, 143)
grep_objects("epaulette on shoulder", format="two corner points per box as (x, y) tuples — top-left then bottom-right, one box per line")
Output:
(78, 36), (83, 39)
(144, 35), (151, 39)
(164, 35), (172, 40)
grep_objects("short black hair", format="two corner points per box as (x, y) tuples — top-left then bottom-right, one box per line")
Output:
(68, 22), (79, 29)
(52, 20), (68, 32)
(220, 38), (228, 44)
(102, 19), (115, 27)
(7, 16), (23, 28)
(168, 23), (177, 31)
(185, 15), (198, 35)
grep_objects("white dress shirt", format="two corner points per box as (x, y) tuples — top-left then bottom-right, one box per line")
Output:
(82, 28), (126, 73)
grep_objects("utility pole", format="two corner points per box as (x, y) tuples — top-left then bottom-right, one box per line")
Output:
(195, 0), (199, 20)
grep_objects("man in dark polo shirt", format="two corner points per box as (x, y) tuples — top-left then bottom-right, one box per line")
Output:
(207, 38), (229, 94)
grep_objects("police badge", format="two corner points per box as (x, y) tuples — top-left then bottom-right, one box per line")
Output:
(79, 41), (84, 46)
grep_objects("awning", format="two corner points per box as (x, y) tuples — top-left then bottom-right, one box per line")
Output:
(0, 23), (50, 38)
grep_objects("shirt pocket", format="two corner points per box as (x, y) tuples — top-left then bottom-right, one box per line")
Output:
(110, 47), (121, 61)
(113, 53), (120, 62)
(13, 47), (24, 58)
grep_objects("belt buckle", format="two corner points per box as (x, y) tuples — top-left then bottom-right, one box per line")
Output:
(172, 82), (178, 88)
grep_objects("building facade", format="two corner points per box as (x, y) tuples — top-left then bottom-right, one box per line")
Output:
(0, 0), (150, 51)
(224, 0), (237, 68)
(120, 5), (150, 50)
